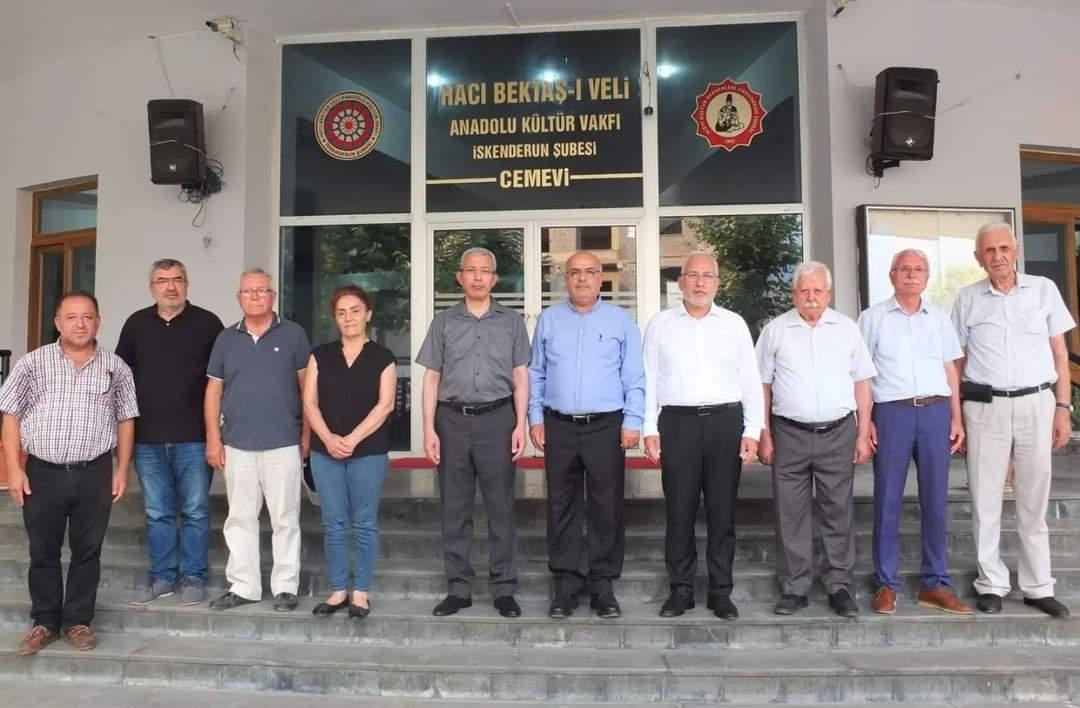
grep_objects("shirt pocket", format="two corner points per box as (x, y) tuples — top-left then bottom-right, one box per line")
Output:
(443, 324), (477, 369)
(1022, 307), (1049, 337)
(594, 327), (625, 366)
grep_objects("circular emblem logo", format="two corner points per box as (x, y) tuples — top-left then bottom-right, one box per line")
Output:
(692, 79), (767, 152)
(314, 91), (382, 160)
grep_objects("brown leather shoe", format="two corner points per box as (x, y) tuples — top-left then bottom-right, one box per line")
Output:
(17, 625), (58, 655)
(63, 624), (97, 651)
(872, 586), (897, 614)
(918, 587), (973, 615)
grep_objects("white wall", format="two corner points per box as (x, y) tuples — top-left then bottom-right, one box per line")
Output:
(826, 0), (1080, 314)
(0, 31), (248, 355)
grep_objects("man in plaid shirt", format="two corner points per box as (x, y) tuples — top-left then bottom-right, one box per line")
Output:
(0, 291), (139, 655)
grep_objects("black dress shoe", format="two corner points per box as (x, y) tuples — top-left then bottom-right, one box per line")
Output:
(548, 594), (578, 619)
(659, 593), (695, 618)
(312, 598), (349, 617)
(432, 595), (472, 616)
(209, 591), (259, 611)
(590, 592), (621, 619)
(494, 596), (522, 618)
(273, 592), (298, 612)
(1024, 596), (1070, 618)
(709, 596), (739, 620)
(349, 601), (371, 619)
(976, 593), (1003, 614)
(828, 589), (858, 618)
(774, 594), (808, 615)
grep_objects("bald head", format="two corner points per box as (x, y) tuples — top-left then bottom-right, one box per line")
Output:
(564, 251), (604, 310)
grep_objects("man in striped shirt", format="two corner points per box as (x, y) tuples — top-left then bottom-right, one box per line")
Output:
(0, 291), (139, 655)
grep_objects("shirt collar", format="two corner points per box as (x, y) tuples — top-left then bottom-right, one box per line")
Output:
(564, 297), (604, 315)
(449, 298), (508, 319)
(887, 296), (928, 315)
(677, 301), (723, 319)
(235, 313), (281, 333)
(783, 307), (840, 327)
(982, 272), (1033, 296)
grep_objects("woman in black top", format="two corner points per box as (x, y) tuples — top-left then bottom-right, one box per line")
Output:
(302, 285), (397, 618)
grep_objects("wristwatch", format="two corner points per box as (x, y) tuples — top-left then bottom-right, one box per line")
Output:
(1056, 401), (1074, 412)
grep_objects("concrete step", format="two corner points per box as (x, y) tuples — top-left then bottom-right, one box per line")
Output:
(1, 632), (1077, 702)
(1, 546), (1079, 602)
(0, 586), (1074, 650)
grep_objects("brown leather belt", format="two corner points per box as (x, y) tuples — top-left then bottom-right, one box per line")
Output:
(888, 395), (948, 407)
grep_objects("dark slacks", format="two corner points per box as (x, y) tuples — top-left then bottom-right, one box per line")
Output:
(872, 400), (953, 590)
(543, 412), (625, 597)
(771, 415), (857, 596)
(659, 405), (743, 599)
(435, 403), (517, 599)
(23, 455), (113, 631)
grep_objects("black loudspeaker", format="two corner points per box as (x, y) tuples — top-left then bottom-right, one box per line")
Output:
(871, 67), (938, 161)
(147, 99), (206, 186)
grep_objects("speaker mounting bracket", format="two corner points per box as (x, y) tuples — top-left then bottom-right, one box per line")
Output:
(869, 156), (900, 178)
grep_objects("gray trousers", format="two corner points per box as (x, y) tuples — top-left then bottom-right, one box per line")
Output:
(435, 403), (517, 599)
(771, 415), (857, 596)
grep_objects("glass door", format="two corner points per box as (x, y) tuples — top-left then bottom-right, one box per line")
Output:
(539, 224), (639, 320)
(432, 227), (526, 315)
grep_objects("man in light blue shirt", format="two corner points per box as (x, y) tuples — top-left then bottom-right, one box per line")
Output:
(858, 249), (970, 617)
(528, 251), (645, 619)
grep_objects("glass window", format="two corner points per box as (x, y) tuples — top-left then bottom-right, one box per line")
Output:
(433, 228), (525, 314)
(542, 226), (637, 318)
(660, 214), (802, 337)
(280, 40), (412, 216)
(657, 23), (801, 206)
(280, 224), (412, 450)
(1021, 157), (1080, 205)
(39, 188), (97, 234)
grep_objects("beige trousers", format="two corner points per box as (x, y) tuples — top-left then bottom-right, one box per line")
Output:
(962, 389), (1055, 598)
(223, 445), (302, 600)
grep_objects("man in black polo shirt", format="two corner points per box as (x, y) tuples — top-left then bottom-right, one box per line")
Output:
(116, 259), (223, 606)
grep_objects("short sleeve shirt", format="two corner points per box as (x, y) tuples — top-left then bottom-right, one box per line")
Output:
(310, 340), (397, 457)
(416, 300), (530, 402)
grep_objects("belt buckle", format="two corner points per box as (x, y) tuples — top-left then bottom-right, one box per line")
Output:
(572, 414), (591, 424)
(812, 424), (829, 433)
(696, 406), (711, 417)
(913, 397), (927, 408)
(461, 405), (478, 416)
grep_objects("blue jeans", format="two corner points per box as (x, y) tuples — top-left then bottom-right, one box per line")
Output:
(134, 443), (212, 584)
(310, 451), (389, 591)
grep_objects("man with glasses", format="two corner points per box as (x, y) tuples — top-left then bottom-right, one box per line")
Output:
(858, 249), (971, 616)
(205, 269), (311, 612)
(117, 259), (223, 606)
(642, 252), (763, 619)
(529, 251), (645, 619)
(418, 247), (531, 618)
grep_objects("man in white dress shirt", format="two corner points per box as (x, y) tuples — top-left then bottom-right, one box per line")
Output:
(757, 261), (876, 617)
(952, 222), (1073, 618)
(643, 253), (764, 620)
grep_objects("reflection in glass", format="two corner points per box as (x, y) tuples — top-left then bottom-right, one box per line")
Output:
(39, 249), (64, 345)
(39, 189), (97, 234)
(433, 229), (524, 313)
(660, 214), (802, 338)
(71, 245), (96, 293)
(281, 224), (411, 450)
(541, 226), (636, 318)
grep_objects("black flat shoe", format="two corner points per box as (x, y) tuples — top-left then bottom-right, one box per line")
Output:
(349, 601), (371, 619)
(312, 598), (349, 617)
(590, 592), (621, 619)
(976, 593), (1003, 614)
(1023, 596), (1070, 618)
(709, 596), (739, 620)
(659, 593), (695, 618)
(774, 594), (808, 615)
(432, 595), (472, 616)
(494, 596), (521, 618)
(548, 594), (578, 619)
(828, 589), (859, 618)
(273, 592), (298, 612)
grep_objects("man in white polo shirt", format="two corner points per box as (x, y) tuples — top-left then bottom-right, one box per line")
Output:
(952, 222), (1073, 618)
(757, 261), (876, 617)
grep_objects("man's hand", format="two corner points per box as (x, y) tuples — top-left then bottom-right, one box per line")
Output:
(529, 424), (545, 452)
(868, 421), (878, 451)
(644, 435), (661, 464)
(758, 430), (774, 465)
(511, 424), (526, 462)
(424, 428), (441, 465)
(854, 433), (873, 464)
(949, 417), (965, 454)
(206, 439), (226, 471)
(739, 437), (758, 464)
(112, 468), (128, 504)
(620, 428), (640, 450)
(7, 466), (30, 507)
(1053, 408), (1072, 451)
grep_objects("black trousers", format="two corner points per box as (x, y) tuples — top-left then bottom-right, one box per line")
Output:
(543, 412), (625, 597)
(435, 403), (517, 599)
(659, 405), (743, 599)
(23, 455), (113, 631)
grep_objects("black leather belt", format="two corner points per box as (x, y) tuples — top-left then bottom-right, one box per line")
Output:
(888, 395), (948, 407)
(773, 412), (852, 434)
(544, 407), (620, 425)
(28, 452), (111, 472)
(663, 402), (741, 416)
(439, 396), (512, 416)
(991, 382), (1053, 398)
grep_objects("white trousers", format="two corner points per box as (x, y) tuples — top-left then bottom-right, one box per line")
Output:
(962, 389), (1055, 598)
(223, 445), (302, 599)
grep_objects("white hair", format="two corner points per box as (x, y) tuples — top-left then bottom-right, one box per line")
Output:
(460, 247), (497, 272)
(792, 260), (833, 290)
(681, 251), (720, 275)
(239, 267), (273, 287)
(889, 248), (930, 273)
(975, 221), (1016, 250)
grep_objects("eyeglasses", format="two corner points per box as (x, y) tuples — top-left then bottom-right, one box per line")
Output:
(567, 268), (602, 278)
(681, 271), (718, 282)
(892, 266), (928, 275)
(238, 287), (274, 297)
(152, 277), (187, 287)
(459, 267), (495, 276)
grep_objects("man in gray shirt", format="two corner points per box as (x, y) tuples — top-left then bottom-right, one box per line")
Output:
(204, 269), (311, 613)
(418, 247), (531, 618)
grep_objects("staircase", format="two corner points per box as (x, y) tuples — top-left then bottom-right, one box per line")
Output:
(0, 459), (1078, 706)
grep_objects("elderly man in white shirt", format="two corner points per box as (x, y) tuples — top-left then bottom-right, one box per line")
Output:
(952, 222), (1073, 618)
(643, 252), (764, 620)
(756, 261), (876, 617)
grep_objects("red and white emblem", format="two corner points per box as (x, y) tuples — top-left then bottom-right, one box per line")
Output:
(692, 79), (767, 152)
(314, 91), (382, 160)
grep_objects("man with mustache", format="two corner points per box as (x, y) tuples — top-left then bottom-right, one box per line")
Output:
(756, 261), (876, 617)
(951, 222), (1073, 618)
